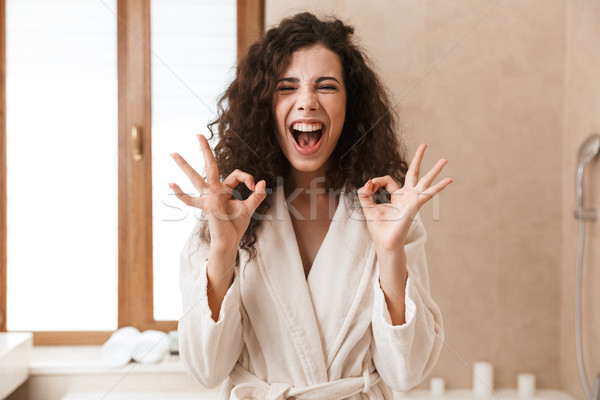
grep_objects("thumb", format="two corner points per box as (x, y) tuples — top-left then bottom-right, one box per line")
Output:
(244, 180), (267, 214)
(357, 179), (376, 210)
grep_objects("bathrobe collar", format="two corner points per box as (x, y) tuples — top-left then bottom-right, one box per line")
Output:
(256, 183), (377, 384)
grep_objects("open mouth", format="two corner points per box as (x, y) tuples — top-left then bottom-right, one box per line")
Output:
(290, 122), (324, 153)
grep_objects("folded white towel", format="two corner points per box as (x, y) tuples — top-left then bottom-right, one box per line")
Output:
(101, 326), (141, 368)
(131, 329), (169, 364)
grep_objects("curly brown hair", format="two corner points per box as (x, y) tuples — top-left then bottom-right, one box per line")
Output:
(199, 12), (409, 263)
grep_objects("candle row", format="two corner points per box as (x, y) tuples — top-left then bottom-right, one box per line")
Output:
(429, 361), (537, 397)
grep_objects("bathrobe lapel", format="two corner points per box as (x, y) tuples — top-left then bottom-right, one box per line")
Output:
(305, 185), (376, 368)
(257, 184), (376, 381)
(257, 184), (328, 384)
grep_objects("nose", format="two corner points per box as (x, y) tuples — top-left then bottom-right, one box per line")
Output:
(296, 87), (318, 111)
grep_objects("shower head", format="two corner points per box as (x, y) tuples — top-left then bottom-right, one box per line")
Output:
(576, 133), (600, 212)
(578, 134), (600, 167)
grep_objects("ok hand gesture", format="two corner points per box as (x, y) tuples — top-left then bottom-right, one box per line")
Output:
(357, 144), (453, 252)
(169, 134), (267, 252)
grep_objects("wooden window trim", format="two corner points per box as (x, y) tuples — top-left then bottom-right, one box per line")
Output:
(237, 0), (265, 59)
(0, 0), (6, 334)
(0, 0), (265, 345)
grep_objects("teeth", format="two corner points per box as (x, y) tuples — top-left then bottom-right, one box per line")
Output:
(292, 123), (323, 132)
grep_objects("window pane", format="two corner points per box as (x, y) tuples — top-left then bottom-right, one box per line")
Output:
(151, 0), (236, 321)
(6, 0), (118, 331)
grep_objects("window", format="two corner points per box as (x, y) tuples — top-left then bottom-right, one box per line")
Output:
(6, 0), (119, 333)
(151, 0), (237, 322)
(0, 0), (264, 344)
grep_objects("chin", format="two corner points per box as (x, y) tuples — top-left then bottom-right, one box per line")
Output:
(289, 160), (326, 172)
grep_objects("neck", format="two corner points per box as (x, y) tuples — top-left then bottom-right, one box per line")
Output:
(284, 165), (330, 201)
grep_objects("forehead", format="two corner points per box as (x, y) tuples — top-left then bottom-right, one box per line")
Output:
(280, 44), (344, 79)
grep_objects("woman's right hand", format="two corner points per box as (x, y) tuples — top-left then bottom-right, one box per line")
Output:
(169, 134), (267, 253)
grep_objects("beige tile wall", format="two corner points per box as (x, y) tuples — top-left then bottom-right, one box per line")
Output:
(562, 0), (600, 399)
(266, 0), (571, 391)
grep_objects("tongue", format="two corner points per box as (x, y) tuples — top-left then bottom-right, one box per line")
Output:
(297, 131), (319, 148)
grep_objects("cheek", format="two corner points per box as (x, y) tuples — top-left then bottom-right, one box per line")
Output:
(273, 114), (289, 142)
(331, 107), (346, 143)
(327, 95), (346, 119)
(273, 100), (290, 131)
(274, 112), (286, 136)
(332, 103), (346, 128)
(338, 95), (347, 120)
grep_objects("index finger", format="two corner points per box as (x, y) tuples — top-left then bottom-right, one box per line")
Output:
(404, 143), (427, 187)
(198, 134), (220, 183)
(170, 152), (207, 191)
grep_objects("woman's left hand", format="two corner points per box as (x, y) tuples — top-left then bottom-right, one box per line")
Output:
(357, 144), (453, 253)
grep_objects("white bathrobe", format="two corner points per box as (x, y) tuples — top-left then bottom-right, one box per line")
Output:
(178, 183), (444, 400)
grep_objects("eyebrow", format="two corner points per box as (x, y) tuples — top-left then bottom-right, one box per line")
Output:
(276, 76), (341, 84)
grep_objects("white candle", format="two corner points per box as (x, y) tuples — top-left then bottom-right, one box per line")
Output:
(473, 361), (494, 397)
(518, 373), (536, 397)
(168, 330), (179, 355)
(430, 377), (445, 396)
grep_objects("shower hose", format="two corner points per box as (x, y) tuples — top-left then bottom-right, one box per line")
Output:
(575, 218), (600, 400)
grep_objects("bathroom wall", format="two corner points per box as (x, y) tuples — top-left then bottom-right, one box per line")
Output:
(266, 0), (566, 390)
(561, 0), (600, 399)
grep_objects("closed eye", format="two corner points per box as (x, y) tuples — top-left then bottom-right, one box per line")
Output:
(319, 85), (338, 90)
(277, 86), (295, 92)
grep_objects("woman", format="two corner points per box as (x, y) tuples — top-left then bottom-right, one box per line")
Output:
(169, 12), (452, 400)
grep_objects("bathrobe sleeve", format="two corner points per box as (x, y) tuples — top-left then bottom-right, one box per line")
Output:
(370, 213), (444, 393)
(178, 219), (244, 389)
